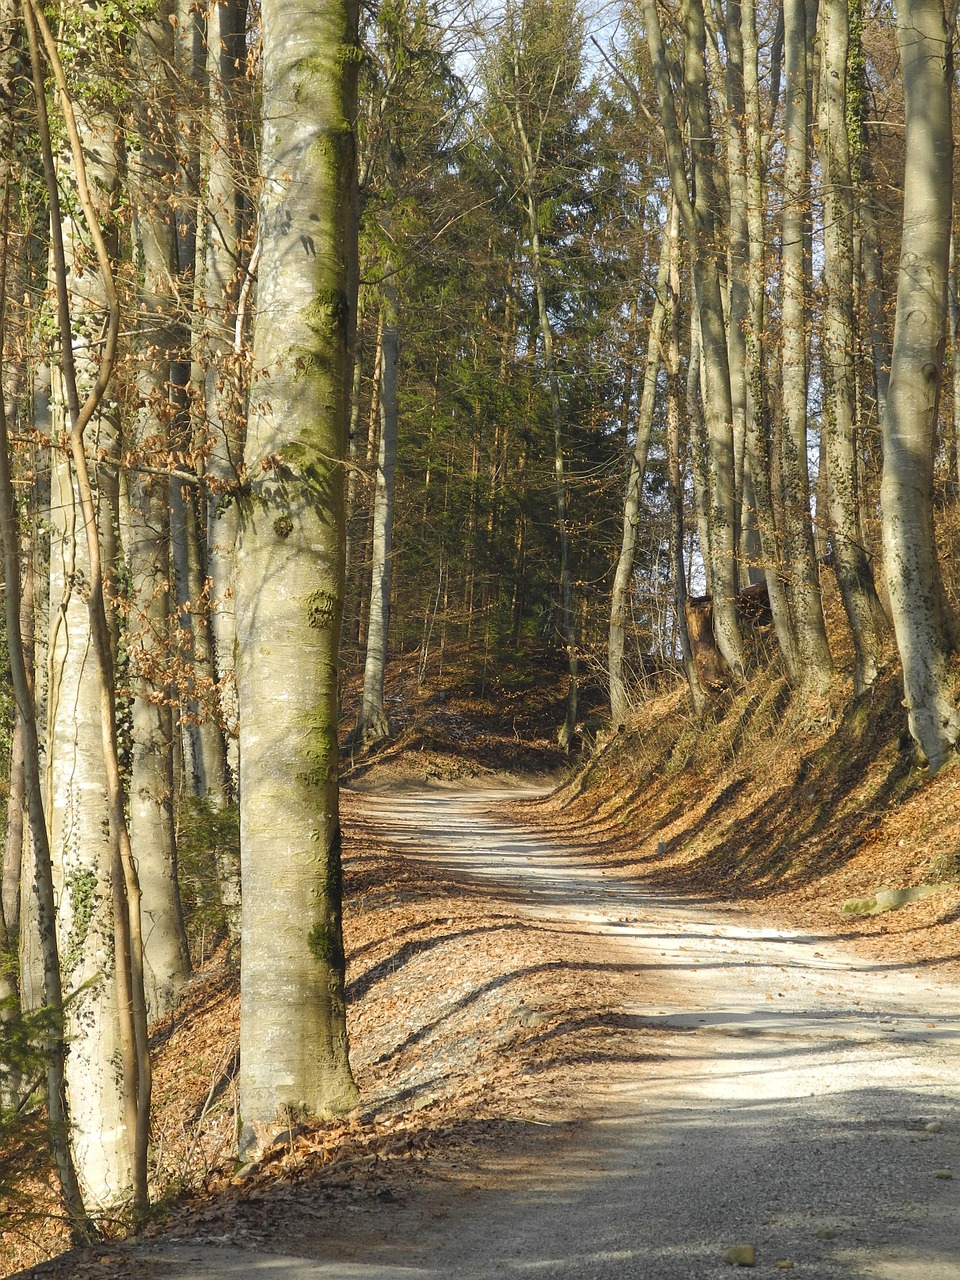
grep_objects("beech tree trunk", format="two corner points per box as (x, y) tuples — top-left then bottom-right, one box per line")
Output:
(644, 0), (745, 676)
(880, 0), (960, 769)
(236, 0), (360, 1161)
(817, 0), (887, 694)
(355, 275), (397, 744)
(609, 222), (670, 725)
(27, 0), (151, 1212)
(41, 122), (133, 1220)
(128, 6), (192, 1018)
(0, 4), (90, 1233)
(741, 0), (799, 677)
(203, 0), (248, 790)
(779, 0), (833, 694)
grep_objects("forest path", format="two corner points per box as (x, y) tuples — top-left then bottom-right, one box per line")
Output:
(142, 787), (960, 1279)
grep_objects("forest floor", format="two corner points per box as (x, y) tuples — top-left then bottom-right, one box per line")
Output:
(6, 646), (960, 1277)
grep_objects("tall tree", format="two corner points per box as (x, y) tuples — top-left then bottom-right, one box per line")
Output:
(355, 268), (397, 743)
(643, 0), (746, 677)
(26, 0), (151, 1214)
(608, 220), (670, 725)
(0, 0), (90, 1237)
(127, 0), (192, 1018)
(235, 0), (360, 1159)
(880, 0), (960, 769)
(778, 0), (833, 694)
(817, 0), (887, 693)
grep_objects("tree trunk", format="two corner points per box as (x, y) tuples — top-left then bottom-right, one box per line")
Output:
(644, 0), (745, 674)
(741, 0), (799, 677)
(236, 0), (360, 1161)
(0, 10), (91, 1230)
(355, 275), (397, 744)
(817, 0), (887, 694)
(128, 7), (193, 1018)
(608, 220), (670, 725)
(203, 0), (248, 789)
(26, 0), (152, 1212)
(41, 139), (134, 1224)
(664, 202), (705, 712)
(779, 0), (833, 693)
(880, 0), (960, 769)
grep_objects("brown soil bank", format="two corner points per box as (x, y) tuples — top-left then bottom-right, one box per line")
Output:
(528, 666), (960, 979)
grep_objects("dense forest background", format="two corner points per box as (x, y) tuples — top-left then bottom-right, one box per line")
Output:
(2, 0), (960, 1255)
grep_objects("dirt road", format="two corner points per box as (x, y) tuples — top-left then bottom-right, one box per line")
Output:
(136, 788), (960, 1278)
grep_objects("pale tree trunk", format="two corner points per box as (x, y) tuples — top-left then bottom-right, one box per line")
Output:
(18, 384), (48, 1016)
(779, 0), (833, 693)
(0, 197), (90, 1245)
(347, 308), (383, 648)
(880, 0), (960, 770)
(3, 527), (32, 954)
(0, 6), (89, 1232)
(817, 0), (887, 694)
(128, 7), (192, 1018)
(741, 0), (799, 677)
(41, 121), (134, 1223)
(26, 0), (151, 1213)
(171, 489), (231, 804)
(644, 0), (745, 675)
(608, 222), (670, 726)
(663, 203), (705, 712)
(688, 311), (713, 588)
(355, 275), (397, 744)
(236, 0), (360, 1161)
(203, 0), (248, 790)
(682, 0), (744, 675)
(344, 290), (364, 595)
(170, 489), (240, 939)
(722, 0), (760, 583)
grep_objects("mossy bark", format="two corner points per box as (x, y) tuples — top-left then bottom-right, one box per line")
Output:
(881, 0), (960, 770)
(41, 98), (133, 1211)
(203, 0), (248, 794)
(236, 0), (360, 1159)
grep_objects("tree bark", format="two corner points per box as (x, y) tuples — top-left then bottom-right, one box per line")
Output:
(608, 220), (670, 726)
(236, 0), (360, 1160)
(663, 201), (705, 712)
(203, 0), (248, 790)
(817, 0), (887, 693)
(355, 275), (397, 744)
(26, 0), (152, 1212)
(0, 6), (90, 1236)
(779, 0), (833, 693)
(128, 5), (193, 1018)
(741, 0), (799, 677)
(880, 0), (960, 769)
(644, 0), (745, 675)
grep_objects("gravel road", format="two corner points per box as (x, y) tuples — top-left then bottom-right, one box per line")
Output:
(138, 788), (960, 1279)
